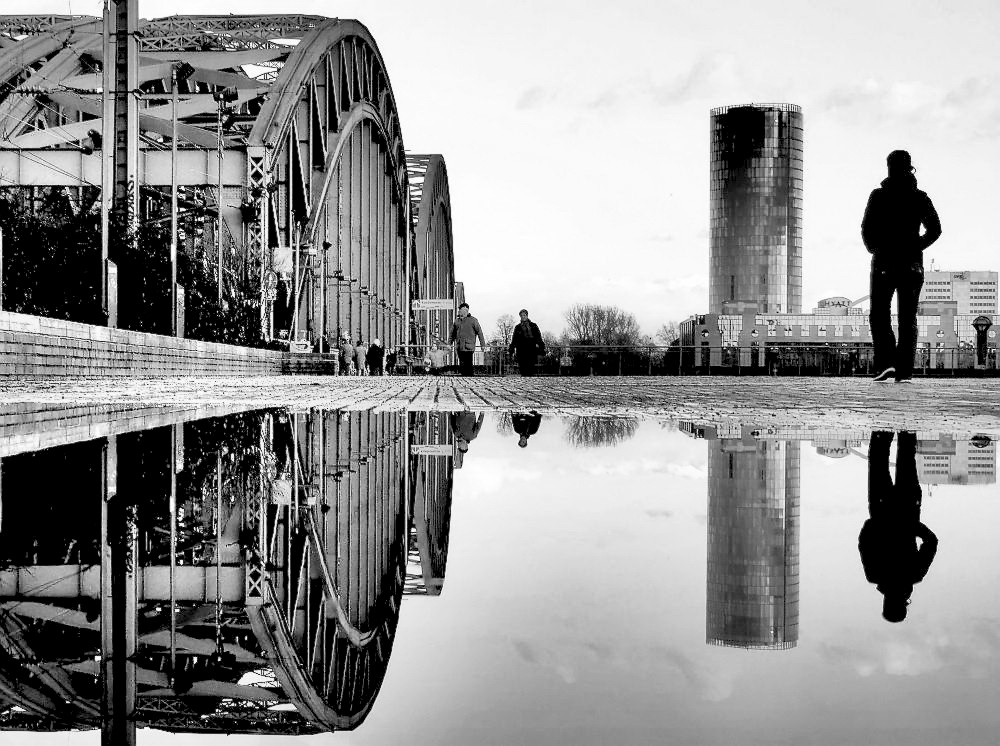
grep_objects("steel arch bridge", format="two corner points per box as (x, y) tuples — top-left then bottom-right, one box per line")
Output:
(0, 14), (455, 348)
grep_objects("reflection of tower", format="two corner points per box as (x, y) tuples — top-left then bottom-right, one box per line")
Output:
(706, 437), (800, 649)
(710, 103), (803, 314)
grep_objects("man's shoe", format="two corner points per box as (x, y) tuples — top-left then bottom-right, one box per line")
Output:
(873, 367), (896, 382)
(895, 377), (913, 384)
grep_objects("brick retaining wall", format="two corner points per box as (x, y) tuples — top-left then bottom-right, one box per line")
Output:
(0, 311), (338, 377)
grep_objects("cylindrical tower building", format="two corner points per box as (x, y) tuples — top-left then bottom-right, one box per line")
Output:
(710, 103), (803, 314)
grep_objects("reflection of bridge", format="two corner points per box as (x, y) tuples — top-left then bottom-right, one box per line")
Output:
(0, 12), (455, 348)
(0, 406), (454, 739)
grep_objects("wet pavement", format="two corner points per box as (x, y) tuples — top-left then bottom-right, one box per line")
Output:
(1, 375), (998, 435)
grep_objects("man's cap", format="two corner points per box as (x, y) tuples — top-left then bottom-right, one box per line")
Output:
(519, 309), (529, 316)
(886, 150), (913, 172)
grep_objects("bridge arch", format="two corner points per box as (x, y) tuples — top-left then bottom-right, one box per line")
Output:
(407, 154), (455, 348)
(0, 15), (443, 350)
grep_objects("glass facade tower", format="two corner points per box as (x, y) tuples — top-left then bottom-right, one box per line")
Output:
(710, 103), (803, 314)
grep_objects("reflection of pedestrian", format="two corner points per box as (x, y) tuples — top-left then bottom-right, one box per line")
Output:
(354, 338), (368, 375)
(449, 303), (486, 377)
(450, 411), (484, 468)
(509, 309), (545, 377)
(338, 334), (354, 375)
(862, 150), (941, 383)
(511, 411), (541, 448)
(367, 338), (385, 376)
(858, 431), (938, 623)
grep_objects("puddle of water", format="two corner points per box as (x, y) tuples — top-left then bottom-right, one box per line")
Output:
(0, 409), (996, 745)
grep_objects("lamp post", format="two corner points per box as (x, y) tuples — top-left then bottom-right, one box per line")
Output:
(972, 316), (992, 367)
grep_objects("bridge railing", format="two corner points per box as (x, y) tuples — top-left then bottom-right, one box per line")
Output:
(493, 343), (999, 377)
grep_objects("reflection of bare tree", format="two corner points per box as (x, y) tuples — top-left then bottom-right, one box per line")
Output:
(563, 417), (639, 448)
(495, 411), (514, 436)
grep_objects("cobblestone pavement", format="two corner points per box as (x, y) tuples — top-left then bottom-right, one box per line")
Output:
(1, 376), (997, 436)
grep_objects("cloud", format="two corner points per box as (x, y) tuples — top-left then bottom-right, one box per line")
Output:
(510, 638), (577, 684)
(584, 458), (705, 479)
(587, 87), (619, 109)
(820, 618), (1000, 679)
(515, 85), (557, 110)
(510, 637), (735, 701)
(815, 75), (1000, 141)
(458, 457), (540, 498)
(645, 509), (674, 519)
(648, 53), (742, 106)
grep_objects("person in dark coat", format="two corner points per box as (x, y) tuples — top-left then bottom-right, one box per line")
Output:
(861, 150), (941, 383)
(858, 431), (938, 623)
(508, 309), (545, 377)
(385, 347), (398, 375)
(366, 338), (385, 376)
(511, 410), (542, 448)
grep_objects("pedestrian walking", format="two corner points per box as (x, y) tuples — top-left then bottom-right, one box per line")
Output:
(354, 338), (368, 375)
(508, 309), (545, 376)
(861, 150), (941, 383)
(385, 347), (398, 375)
(449, 302), (486, 377)
(366, 338), (385, 376)
(338, 333), (354, 375)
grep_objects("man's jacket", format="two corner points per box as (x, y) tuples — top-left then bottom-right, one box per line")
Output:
(509, 320), (544, 356)
(861, 175), (941, 265)
(450, 315), (486, 352)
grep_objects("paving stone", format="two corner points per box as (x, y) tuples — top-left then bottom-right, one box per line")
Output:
(0, 376), (997, 437)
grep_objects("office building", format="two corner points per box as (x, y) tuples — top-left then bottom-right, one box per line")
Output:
(920, 270), (998, 315)
(710, 103), (803, 315)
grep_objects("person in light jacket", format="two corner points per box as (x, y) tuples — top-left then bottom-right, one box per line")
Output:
(449, 302), (486, 377)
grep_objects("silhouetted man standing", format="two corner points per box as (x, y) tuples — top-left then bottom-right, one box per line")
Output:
(509, 309), (545, 376)
(858, 431), (938, 623)
(862, 150), (941, 382)
(450, 303), (486, 377)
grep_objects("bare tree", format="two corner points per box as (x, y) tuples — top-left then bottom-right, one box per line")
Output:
(655, 321), (680, 345)
(563, 303), (642, 346)
(492, 313), (516, 349)
(563, 416), (640, 448)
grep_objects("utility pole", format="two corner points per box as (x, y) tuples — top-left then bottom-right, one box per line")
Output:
(111, 1), (139, 231)
(101, 5), (139, 746)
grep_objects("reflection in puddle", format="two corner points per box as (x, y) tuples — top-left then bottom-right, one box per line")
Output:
(0, 409), (454, 737)
(0, 409), (995, 744)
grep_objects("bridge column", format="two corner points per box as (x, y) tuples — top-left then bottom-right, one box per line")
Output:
(100, 434), (136, 746)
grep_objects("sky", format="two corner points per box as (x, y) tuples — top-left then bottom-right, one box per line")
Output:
(7, 0), (999, 339)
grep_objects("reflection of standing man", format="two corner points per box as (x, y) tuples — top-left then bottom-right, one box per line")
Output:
(861, 150), (941, 383)
(450, 302), (486, 377)
(859, 431), (938, 623)
(511, 411), (542, 448)
(450, 411), (484, 468)
(509, 309), (545, 377)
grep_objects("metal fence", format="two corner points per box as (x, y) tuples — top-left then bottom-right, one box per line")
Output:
(371, 343), (998, 377)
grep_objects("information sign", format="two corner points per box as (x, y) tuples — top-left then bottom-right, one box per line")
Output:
(411, 298), (455, 311)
